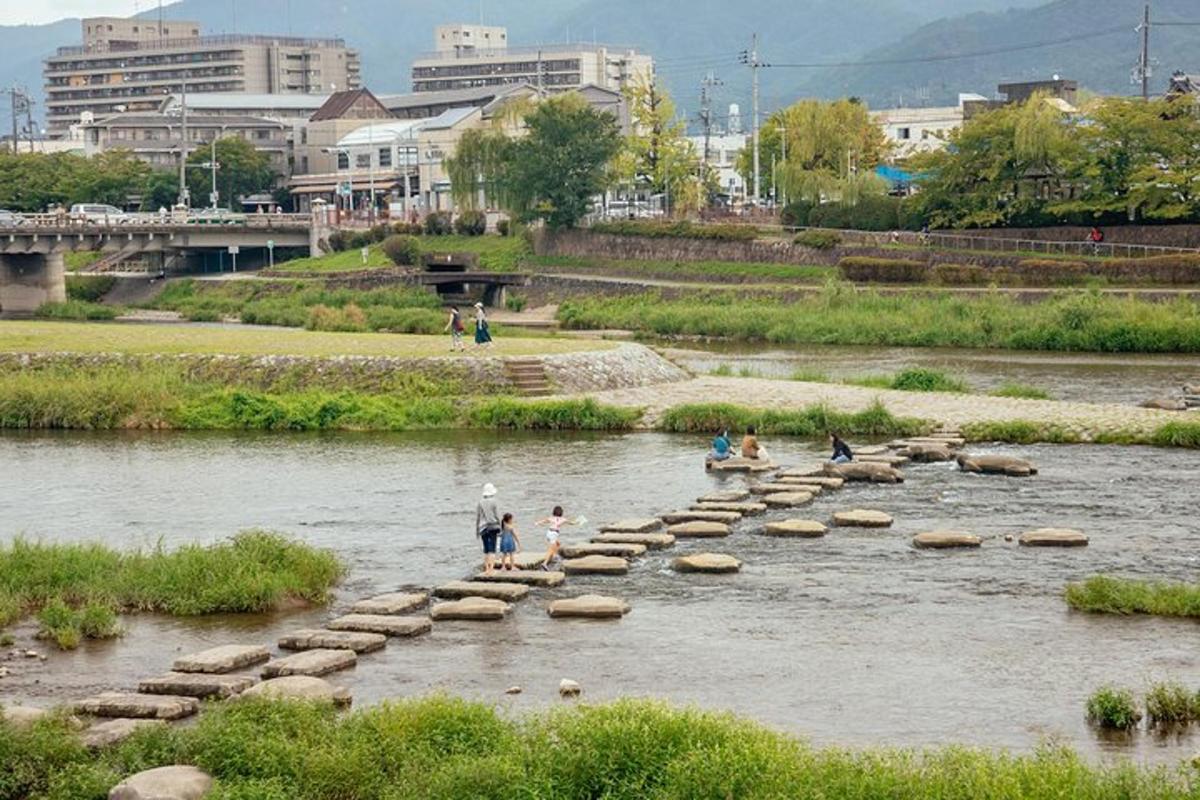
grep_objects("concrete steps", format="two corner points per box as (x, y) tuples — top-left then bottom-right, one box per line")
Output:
(504, 359), (552, 397)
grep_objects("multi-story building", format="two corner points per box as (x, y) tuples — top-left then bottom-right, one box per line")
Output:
(44, 17), (360, 137)
(410, 24), (652, 95)
(81, 113), (289, 173)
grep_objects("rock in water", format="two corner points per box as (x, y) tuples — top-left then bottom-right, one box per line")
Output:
(661, 509), (742, 524)
(326, 615), (432, 637)
(591, 532), (676, 550)
(109, 765), (213, 800)
(562, 555), (629, 575)
(898, 443), (956, 463)
(956, 454), (1038, 477)
(350, 592), (428, 615)
(560, 542), (647, 559)
(74, 693), (198, 721)
(261, 649), (357, 678)
(277, 629), (387, 654)
(832, 510), (895, 528)
(697, 490), (751, 503)
(763, 520), (827, 538)
(473, 569), (566, 587)
(241, 676), (351, 706)
(824, 462), (904, 483)
(778, 476), (845, 490)
(548, 595), (631, 619)
(138, 672), (258, 699)
(172, 644), (269, 674)
(1141, 397), (1187, 411)
(673, 553), (742, 574)
(761, 491), (815, 508)
(691, 501), (768, 515)
(559, 679), (582, 698)
(1019, 528), (1089, 547)
(430, 597), (511, 621)
(433, 580), (530, 601)
(667, 521), (731, 538)
(598, 518), (663, 533)
(708, 457), (776, 473)
(912, 531), (982, 549)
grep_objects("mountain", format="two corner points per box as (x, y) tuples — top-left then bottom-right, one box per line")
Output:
(795, 0), (1200, 108)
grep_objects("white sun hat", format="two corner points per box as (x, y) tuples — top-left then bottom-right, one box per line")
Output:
(482, 483), (497, 497)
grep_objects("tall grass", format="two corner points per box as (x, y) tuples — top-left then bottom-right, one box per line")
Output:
(1065, 575), (1200, 618)
(34, 301), (120, 321)
(1086, 686), (1142, 730)
(846, 368), (970, 393)
(3, 697), (1196, 800)
(526, 253), (835, 283)
(557, 287), (1200, 353)
(989, 383), (1054, 400)
(657, 400), (930, 438)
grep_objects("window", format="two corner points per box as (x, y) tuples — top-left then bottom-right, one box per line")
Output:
(378, 147), (392, 167)
(337, 152), (349, 169)
(356, 153), (371, 168)
(897, 127), (911, 140)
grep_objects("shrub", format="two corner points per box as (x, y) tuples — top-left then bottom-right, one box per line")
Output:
(1086, 686), (1142, 730)
(590, 220), (757, 241)
(656, 400), (930, 438)
(467, 398), (641, 430)
(1145, 682), (1196, 726)
(65, 275), (117, 303)
(391, 221), (421, 236)
(327, 230), (348, 252)
(454, 210), (487, 236)
(35, 301), (119, 321)
(809, 196), (902, 231)
(838, 256), (929, 283)
(889, 368), (969, 393)
(1005, 259), (1092, 287)
(424, 211), (453, 236)
(793, 230), (842, 250)
(505, 294), (527, 312)
(931, 263), (990, 285)
(381, 234), (421, 266)
(780, 200), (814, 227)
(305, 303), (367, 332)
(345, 231), (371, 250)
(367, 224), (390, 243)
(496, 218), (511, 237)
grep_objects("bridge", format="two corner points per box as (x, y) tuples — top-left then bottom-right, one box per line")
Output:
(0, 213), (325, 314)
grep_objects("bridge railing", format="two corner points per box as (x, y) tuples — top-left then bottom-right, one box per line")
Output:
(0, 212), (313, 231)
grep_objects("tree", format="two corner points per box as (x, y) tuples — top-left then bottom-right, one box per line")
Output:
(620, 75), (706, 212)
(445, 128), (515, 211)
(186, 136), (276, 210)
(0, 150), (153, 212)
(140, 171), (179, 211)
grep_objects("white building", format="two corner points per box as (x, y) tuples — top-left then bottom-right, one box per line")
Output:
(689, 131), (747, 203)
(870, 94), (985, 158)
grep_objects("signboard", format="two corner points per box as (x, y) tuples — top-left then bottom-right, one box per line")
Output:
(337, 182), (352, 197)
(227, 245), (240, 255)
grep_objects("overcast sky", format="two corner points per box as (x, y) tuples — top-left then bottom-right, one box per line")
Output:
(0, 0), (153, 25)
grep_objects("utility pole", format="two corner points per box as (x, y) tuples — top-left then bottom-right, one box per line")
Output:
(1138, 3), (1151, 101)
(739, 35), (762, 205)
(9, 87), (18, 154)
(177, 81), (190, 207)
(779, 123), (787, 207)
(699, 71), (722, 166)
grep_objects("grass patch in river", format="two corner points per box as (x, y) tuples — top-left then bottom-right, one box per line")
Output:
(1066, 575), (1200, 618)
(0, 531), (344, 649)
(1086, 686), (1143, 730)
(657, 400), (930, 438)
(988, 383), (1054, 400)
(4, 695), (1198, 800)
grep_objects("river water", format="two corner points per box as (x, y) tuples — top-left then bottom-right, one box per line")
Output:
(2, 430), (1198, 764)
(667, 342), (1200, 405)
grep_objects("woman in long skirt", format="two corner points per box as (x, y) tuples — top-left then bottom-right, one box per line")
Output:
(473, 302), (493, 348)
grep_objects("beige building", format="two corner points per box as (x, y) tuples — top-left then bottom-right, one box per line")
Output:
(44, 17), (360, 137)
(81, 113), (289, 172)
(411, 24), (652, 95)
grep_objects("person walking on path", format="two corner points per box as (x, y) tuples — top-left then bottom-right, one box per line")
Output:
(536, 505), (581, 570)
(473, 302), (493, 348)
(499, 513), (522, 571)
(476, 483), (502, 576)
(829, 433), (854, 464)
(445, 305), (466, 352)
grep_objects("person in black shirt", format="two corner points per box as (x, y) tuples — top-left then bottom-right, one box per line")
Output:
(829, 433), (853, 464)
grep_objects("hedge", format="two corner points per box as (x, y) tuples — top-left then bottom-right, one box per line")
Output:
(838, 256), (929, 283)
(590, 220), (758, 241)
(381, 235), (421, 266)
(793, 230), (842, 250)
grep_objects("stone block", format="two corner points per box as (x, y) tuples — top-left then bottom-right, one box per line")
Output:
(832, 510), (895, 528)
(430, 597), (511, 621)
(763, 519), (827, 538)
(172, 645), (269, 675)
(473, 569), (566, 588)
(1019, 528), (1088, 547)
(691, 502), (768, 515)
(74, 693), (198, 721)
(661, 509), (742, 524)
(350, 592), (428, 615)
(762, 491), (815, 508)
(326, 614), (432, 637)
(548, 595), (631, 619)
(241, 676), (351, 707)
(109, 765), (212, 800)
(673, 553), (742, 574)
(560, 542), (647, 559)
(590, 532), (676, 549)
(598, 518), (663, 533)
(562, 555), (629, 575)
(913, 531), (982, 549)
(434, 580), (530, 601)
(262, 649), (357, 678)
(278, 629), (386, 654)
(138, 672), (257, 699)
(667, 521), (731, 538)
(81, 719), (165, 750)
(697, 490), (750, 503)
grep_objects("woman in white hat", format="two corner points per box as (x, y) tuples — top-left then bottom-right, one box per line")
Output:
(473, 302), (493, 348)
(475, 483), (501, 575)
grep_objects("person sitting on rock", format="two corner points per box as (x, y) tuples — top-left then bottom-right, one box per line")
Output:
(742, 426), (767, 461)
(829, 433), (854, 464)
(708, 429), (733, 463)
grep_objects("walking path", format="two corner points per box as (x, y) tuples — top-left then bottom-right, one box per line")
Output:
(561, 375), (1187, 436)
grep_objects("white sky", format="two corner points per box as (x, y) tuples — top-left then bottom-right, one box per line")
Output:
(0, 0), (153, 25)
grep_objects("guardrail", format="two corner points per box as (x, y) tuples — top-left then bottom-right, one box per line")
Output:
(0, 212), (313, 231)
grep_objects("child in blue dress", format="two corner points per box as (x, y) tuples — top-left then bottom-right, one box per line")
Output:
(499, 512), (521, 571)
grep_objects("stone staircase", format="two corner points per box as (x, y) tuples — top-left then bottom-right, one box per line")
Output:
(504, 359), (552, 397)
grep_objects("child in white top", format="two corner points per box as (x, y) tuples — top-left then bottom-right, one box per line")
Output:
(535, 505), (579, 570)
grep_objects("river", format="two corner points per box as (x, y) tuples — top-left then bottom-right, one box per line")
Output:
(1, 430), (1198, 764)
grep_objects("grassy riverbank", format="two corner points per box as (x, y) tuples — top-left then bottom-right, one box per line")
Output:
(526, 253), (835, 283)
(1066, 576), (1200, 618)
(4, 696), (1196, 800)
(657, 401), (930, 438)
(0, 532), (343, 649)
(273, 235), (531, 274)
(558, 288), (1200, 353)
(962, 419), (1200, 448)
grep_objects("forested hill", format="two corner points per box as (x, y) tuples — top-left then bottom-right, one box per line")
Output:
(795, 0), (1200, 108)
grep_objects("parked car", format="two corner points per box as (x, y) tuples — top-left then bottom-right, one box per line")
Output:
(0, 209), (27, 226)
(69, 204), (130, 224)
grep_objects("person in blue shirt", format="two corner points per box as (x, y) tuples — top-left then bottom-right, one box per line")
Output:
(708, 429), (732, 463)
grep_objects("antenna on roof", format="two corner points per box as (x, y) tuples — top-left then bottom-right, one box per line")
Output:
(158, 0), (164, 46)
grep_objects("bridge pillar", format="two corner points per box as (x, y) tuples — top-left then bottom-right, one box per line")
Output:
(0, 252), (66, 315)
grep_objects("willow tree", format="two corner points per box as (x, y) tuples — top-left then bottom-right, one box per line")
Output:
(445, 128), (514, 211)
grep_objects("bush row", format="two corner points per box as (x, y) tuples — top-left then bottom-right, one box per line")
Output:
(783, 195), (923, 232)
(64, 275), (116, 303)
(838, 255), (1200, 286)
(327, 212), (492, 253)
(590, 220), (758, 241)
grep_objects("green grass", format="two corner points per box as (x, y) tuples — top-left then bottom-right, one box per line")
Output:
(1065, 575), (1200, 618)
(526, 254), (836, 283)
(1086, 686), (1143, 730)
(1152, 421), (1200, 448)
(963, 420), (1199, 448)
(65, 275), (116, 303)
(657, 400), (930, 438)
(0, 531), (344, 649)
(846, 367), (970, 393)
(557, 286), (1200, 353)
(34, 301), (120, 321)
(63, 252), (101, 272)
(4, 696), (1199, 800)
(1145, 682), (1198, 727)
(275, 235), (531, 273)
(989, 383), (1054, 400)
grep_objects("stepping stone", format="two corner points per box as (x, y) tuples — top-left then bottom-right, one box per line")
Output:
(430, 597), (511, 621)
(661, 510), (742, 524)
(74, 692), (198, 721)
(709, 458), (776, 473)
(548, 595), (631, 619)
(691, 501), (768, 515)
(173, 645), (269, 675)
(326, 614), (432, 637)
(667, 521), (731, 538)
(560, 542), (647, 559)
(1019, 528), (1089, 548)
(958, 454), (1038, 477)
(262, 649), (357, 679)
(748, 483), (807, 495)
(350, 592), (428, 615)
(0, 706), (47, 730)
(278, 629), (387, 654)
(913, 531), (982, 549)
(138, 672), (257, 699)
(697, 490), (750, 503)
(481, 553), (543, 571)
(854, 445), (891, 456)
(562, 555), (629, 575)
(856, 454), (910, 467)
(673, 553), (742, 574)
(81, 718), (165, 750)
(473, 569), (566, 588)
(777, 464), (826, 478)
(434, 580), (530, 601)
(763, 519), (827, 538)
(599, 518), (663, 534)
(241, 676), (351, 707)
(826, 462), (904, 483)
(109, 765), (212, 800)
(832, 509), (895, 528)
(591, 532), (676, 550)
(903, 436), (965, 448)
(898, 443), (956, 463)
(779, 476), (845, 490)
(762, 491), (815, 508)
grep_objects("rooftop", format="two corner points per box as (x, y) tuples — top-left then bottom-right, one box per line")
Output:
(413, 41), (643, 61)
(334, 107), (479, 146)
(161, 93), (333, 112)
(377, 83), (537, 111)
(53, 32), (350, 57)
(90, 112), (286, 128)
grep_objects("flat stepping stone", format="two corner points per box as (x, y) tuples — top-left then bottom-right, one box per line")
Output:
(473, 569), (566, 587)
(667, 521), (731, 538)
(562, 555), (629, 575)
(913, 531), (982, 549)
(350, 592), (428, 615)
(262, 649), (357, 678)
(826, 462), (904, 483)
(548, 594), (631, 619)
(241, 675), (351, 707)
(278, 629), (387, 654)
(173, 644), (269, 674)
(901, 436), (966, 448)
(599, 518), (663, 533)
(110, 765), (212, 800)
(856, 454), (910, 466)
(697, 490), (750, 503)
(832, 509), (895, 528)
(74, 692), (198, 720)
(661, 509), (742, 524)
(1019, 528), (1089, 547)
(709, 458), (776, 473)
(434, 580), (530, 601)
(898, 443), (956, 462)
(481, 552), (544, 571)
(560, 542), (646, 559)
(81, 718), (165, 750)
(763, 519), (827, 538)
(762, 491), (815, 508)
(778, 464), (826, 478)
(779, 476), (845, 489)
(430, 597), (511, 621)
(1, 706), (47, 729)
(691, 501), (768, 515)
(748, 482), (808, 495)
(854, 445), (891, 455)
(958, 454), (1038, 477)
(673, 553), (742, 574)
(591, 532), (676, 550)
(326, 614), (432, 637)
(138, 672), (257, 699)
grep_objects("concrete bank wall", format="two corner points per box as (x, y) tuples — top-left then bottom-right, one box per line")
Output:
(0, 343), (688, 396)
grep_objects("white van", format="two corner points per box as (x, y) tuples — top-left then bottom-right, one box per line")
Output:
(70, 204), (129, 224)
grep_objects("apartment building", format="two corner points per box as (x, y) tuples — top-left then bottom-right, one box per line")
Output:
(410, 24), (652, 95)
(81, 113), (289, 173)
(44, 17), (360, 137)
